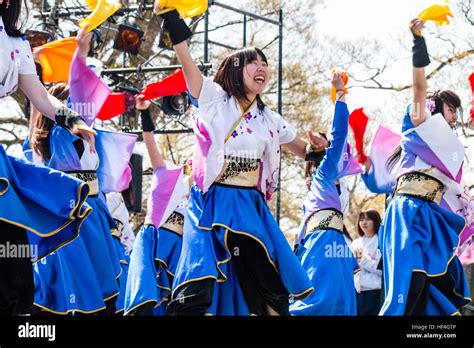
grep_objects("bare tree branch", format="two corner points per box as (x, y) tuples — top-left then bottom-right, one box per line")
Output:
(353, 49), (474, 91)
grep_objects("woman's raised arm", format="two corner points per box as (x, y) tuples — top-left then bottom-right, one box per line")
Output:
(409, 18), (429, 127)
(136, 96), (166, 170)
(155, 4), (203, 99)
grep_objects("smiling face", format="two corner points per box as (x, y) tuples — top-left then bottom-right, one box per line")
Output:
(243, 54), (269, 98)
(214, 47), (270, 106)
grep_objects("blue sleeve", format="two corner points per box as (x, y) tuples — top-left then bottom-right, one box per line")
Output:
(316, 101), (349, 180)
(46, 125), (82, 172)
(360, 167), (394, 194)
(23, 137), (31, 151)
(401, 105), (414, 132)
(187, 90), (199, 108)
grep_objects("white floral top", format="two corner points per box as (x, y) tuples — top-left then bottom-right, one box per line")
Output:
(192, 77), (296, 200)
(0, 16), (36, 99)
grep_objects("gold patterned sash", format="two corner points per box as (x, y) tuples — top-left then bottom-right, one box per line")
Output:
(161, 211), (185, 236)
(306, 209), (344, 234)
(215, 156), (260, 188)
(395, 172), (443, 205)
(67, 171), (99, 196)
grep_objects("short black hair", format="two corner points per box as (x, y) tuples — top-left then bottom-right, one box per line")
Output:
(214, 47), (268, 111)
(0, 0), (27, 37)
(427, 90), (463, 118)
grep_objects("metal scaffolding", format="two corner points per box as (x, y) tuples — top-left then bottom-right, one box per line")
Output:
(33, 0), (285, 220)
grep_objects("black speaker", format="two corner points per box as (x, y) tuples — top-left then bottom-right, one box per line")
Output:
(122, 153), (143, 213)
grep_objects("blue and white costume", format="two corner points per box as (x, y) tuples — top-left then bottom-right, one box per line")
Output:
(125, 164), (189, 316)
(0, 17), (91, 315)
(377, 106), (471, 315)
(168, 78), (313, 316)
(290, 101), (360, 316)
(32, 125), (123, 315)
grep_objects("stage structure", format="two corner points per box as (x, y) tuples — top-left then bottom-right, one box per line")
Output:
(32, 0), (285, 221)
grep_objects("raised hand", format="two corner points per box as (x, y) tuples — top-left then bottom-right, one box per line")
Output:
(331, 71), (345, 94)
(410, 17), (425, 37)
(154, 1), (163, 15)
(136, 94), (151, 110)
(76, 26), (93, 59)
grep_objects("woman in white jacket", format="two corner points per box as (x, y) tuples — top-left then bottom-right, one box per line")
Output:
(351, 210), (382, 315)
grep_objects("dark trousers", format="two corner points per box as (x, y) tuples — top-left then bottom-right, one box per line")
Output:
(356, 289), (382, 316)
(0, 221), (34, 315)
(168, 232), (290, 316)
(404, 273), (430, 315)
(404, 269), (464, 315)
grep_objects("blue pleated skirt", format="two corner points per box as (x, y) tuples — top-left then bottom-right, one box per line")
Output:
(379, 194), (471, 315)
(171, 184), (314, 316)
(33, 197), (122, 314)
(0, 146), (90, 261)
(290, 228), (358, 316)
(124, 224), (183, 315)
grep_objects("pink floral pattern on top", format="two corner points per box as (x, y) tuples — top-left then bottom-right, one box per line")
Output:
(230, 112), (257, 138)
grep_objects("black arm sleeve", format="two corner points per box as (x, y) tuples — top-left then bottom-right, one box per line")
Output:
(412, 35), (430, 68)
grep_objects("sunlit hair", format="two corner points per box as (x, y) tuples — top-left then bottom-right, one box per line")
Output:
(30, 83), (69, 161)
(356, 210), (382, 238)
(214, 47), (268, 111)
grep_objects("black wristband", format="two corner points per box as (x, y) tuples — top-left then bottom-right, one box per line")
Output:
(305, 149), (326, 165)
(158, 10), (192, 48)
(54, 106), (88, 133)
(412, 35), (430, 68)
(140, 109), (155, 132)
